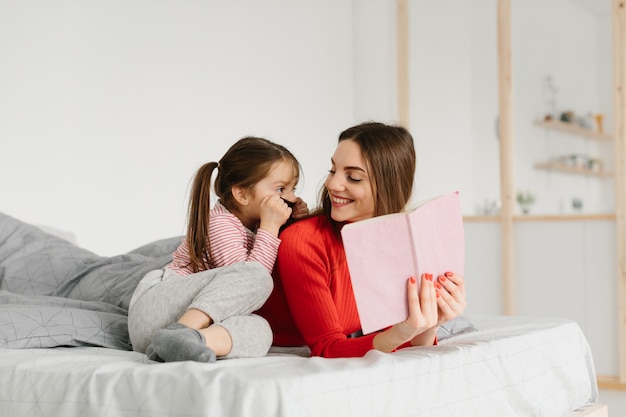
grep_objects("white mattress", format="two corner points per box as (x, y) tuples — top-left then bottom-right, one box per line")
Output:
(0, 315), (598, 417)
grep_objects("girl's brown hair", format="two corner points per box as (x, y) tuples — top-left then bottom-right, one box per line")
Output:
(317, 122), (416, 223)
(186, 136), (300, 273)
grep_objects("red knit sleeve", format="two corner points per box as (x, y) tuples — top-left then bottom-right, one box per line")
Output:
(276, 219), (376, 358)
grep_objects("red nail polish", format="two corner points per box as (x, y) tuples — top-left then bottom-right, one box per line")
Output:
(436, 292), (440, 298)
(439, 275), (447, 282)
(410, 276), (416, 284)
(435, 282), (442, 289)
(445, 272), (453, 278)
(426, 273), (433, 281)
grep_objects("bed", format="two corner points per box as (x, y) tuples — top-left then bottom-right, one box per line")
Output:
(0, 213), (607, 417)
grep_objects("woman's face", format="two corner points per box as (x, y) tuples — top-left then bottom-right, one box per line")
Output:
(325, 139), (375, 223)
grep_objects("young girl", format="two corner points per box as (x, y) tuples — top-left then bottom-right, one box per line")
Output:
(257, 122), (466, 358)
(128, 136), (308, 362)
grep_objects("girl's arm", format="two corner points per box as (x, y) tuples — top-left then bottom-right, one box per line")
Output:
(209, 213), (280, 273)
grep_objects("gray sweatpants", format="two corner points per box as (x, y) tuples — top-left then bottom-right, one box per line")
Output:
(127, 261), (273, 358)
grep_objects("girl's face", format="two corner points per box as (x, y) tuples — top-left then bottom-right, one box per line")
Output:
(325, 139), (375, 223)
(247, 160), (298, 214)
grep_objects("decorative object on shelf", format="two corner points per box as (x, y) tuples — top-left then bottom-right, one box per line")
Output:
(553, 154), (603, 172)
(595, 113), (604, 134)
(559, 154), (588, 169)
(578, 112), (595, 130)
(516, 191), (536, 215)
(588, 158), (603, 173)
(572, 197), (583, 213)
(542, 75), (558, 119)
(560, 110), (575, 123)
(480, 199), (502, 216)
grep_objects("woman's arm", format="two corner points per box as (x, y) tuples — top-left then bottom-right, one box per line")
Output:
(276, 221), (442, 357)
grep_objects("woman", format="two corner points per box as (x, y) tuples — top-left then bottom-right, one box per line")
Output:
(257, 122), (466, 358)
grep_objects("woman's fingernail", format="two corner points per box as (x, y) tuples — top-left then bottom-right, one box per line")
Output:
(436, 292), (441, 298)
(435, 282), (442, 289)
(445, 272), (453, 277)
(426, 273), (433, 281)
(439, 275), (447, 282)
(410, 276), (416, 284)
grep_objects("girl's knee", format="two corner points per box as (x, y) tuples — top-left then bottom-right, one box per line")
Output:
(240, 261), (274, 297)
(220, 314), (272, 359)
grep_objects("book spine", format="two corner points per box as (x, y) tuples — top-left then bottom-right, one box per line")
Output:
(405, 214), (420, 281)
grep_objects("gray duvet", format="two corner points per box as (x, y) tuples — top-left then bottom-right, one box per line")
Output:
(0, 212), (181, 350)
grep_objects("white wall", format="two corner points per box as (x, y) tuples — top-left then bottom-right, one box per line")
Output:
(512, 0), (613, 215)
(409, 0), (499, 215)
(0, 0), (357, 255)
(352, 0), (397, 124)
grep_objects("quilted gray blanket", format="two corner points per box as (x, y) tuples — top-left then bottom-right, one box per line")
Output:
(0, 212), (181, 350)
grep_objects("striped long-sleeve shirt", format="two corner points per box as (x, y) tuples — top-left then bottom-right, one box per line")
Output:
(167, 201), (281, 276)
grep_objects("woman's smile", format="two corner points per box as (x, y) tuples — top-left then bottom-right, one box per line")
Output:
(330, 194), (353, 206)
(325, 140), (375, 222)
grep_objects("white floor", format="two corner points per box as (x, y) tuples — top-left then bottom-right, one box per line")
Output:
(598, 389), (626, 416)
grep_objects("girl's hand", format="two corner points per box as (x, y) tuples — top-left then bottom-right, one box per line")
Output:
(435, 272), (466, 325)
(290, 197), (309, 219)
(259, 195), (292, 236)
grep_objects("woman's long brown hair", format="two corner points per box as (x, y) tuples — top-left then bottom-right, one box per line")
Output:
(315, 122), (416, 231)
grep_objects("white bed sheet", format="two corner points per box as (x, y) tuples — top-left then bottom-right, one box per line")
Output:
(0, 315), (598, 417)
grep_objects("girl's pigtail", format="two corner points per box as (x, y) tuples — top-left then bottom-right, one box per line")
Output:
(187, 162), (219, 273)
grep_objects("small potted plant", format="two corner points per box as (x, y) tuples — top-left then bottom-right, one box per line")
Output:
(516, 191), (535, 215)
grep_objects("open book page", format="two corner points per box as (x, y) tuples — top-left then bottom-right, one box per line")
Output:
(341, 191), (464, 334)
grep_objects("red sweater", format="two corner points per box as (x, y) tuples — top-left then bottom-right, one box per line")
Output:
(257, 215), (377, 357)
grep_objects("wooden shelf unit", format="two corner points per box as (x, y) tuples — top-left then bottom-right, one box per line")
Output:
(534, 119), (613, 141)
(534, 119), (613, 177)
(533, 161), (613, 177)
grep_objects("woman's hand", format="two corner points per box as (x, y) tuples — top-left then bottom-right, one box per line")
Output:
(401, 273), (438, 338)
(435, 272), (466, 325)
(290, 197), (309, 219)
(373, 274), (438, 352)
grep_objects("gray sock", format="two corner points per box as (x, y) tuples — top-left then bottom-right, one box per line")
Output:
(145, 343), (163, 362)
(151, 322), (217, 363)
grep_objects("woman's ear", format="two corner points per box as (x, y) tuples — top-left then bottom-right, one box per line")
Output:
(232, 186), (249, 206)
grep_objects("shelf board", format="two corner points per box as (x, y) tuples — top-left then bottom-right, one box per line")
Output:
(514, 213), (615, 221)
(534, 161), (613, 177)
(534, 119), (612, 141)
(464, 214), (616, 222)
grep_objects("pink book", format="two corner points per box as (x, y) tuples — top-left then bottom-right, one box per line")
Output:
(340, 191), (465, 334)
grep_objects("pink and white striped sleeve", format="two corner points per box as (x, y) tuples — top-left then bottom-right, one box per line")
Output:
(209, 212), (280, 274)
